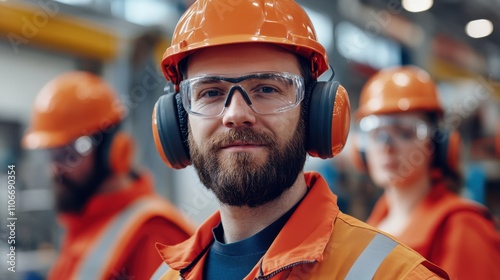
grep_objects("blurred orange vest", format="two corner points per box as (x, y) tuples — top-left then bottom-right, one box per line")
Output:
(367, 182), (500, 279)
(48, 174), (194, 280)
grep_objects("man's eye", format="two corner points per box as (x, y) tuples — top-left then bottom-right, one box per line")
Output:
(198, 89), (223, 99)
(206, 90), (222, 97)
(258, 86), (279, 94)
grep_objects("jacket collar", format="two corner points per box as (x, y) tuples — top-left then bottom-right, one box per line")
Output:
(156, 172), (339, 278)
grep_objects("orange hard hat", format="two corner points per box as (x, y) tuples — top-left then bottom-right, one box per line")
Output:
(356, 65), (443, 120)
(22, 71), (127, 149)
(161, 0), (329, 87)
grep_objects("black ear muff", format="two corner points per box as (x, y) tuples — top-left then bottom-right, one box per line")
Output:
(433, 129), (461, 174)
(109, 132), (135, 174)
(152, 92), (190, 169)
(306, 81), (351, 159)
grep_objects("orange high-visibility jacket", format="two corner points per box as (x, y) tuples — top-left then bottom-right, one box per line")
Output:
(155, 172), (449, 280)
(48, 173), (195, 280)
(367, 182), (500, 280)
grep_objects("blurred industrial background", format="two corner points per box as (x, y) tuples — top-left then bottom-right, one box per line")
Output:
(0, 0), (499, 279)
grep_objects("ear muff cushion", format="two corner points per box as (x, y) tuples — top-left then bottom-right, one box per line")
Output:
(175, 93), (189, 145)
(93, 126), (117, 176)
(152, 93), (190, 169)
(307, 81), (351, 159)
(109, 132), (134, 174)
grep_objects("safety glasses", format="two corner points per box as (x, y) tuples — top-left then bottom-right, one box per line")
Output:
(46, 136), (94, 164)
(359, 115), (431, 145)
(179, 72), (305, 117)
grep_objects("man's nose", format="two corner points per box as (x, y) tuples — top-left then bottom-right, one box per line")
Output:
(222, 88), (256, 128)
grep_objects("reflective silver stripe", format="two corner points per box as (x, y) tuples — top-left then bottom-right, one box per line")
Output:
(345, 233), (398, 280)
(150, 262), (170, 280)
(76, 198), (153, 279)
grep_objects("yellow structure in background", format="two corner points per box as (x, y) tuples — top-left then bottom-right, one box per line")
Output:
(430, 58), (500, 100)
(0, 1), (118, 60)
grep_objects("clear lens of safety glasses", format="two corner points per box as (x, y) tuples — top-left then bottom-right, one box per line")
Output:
(179, 72), (305, 117)
(359, 115), (431, 144)
(47, 136), (94, 164)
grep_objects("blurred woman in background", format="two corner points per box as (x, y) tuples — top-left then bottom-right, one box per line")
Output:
(355, 65), (500, 279)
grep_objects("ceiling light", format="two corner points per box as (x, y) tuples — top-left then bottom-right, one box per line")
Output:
(466, 19), (494, 38)
(402, 0), (433, 13)
(54, 0), (93, 5)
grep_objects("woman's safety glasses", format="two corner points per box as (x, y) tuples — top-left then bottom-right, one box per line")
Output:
(359, 115), (431, 146)
(179, 72), (305, 117)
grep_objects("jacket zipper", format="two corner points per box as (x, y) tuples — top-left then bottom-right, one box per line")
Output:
(255, 260), (317, 280)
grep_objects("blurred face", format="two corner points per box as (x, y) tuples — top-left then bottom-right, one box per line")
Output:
(47, 136), (102, 213)
(185, 43), (307, 207)
(360, 112), (434, 188)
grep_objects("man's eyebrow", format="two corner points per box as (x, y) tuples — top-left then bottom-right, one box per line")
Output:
(195, 77), (225, 84)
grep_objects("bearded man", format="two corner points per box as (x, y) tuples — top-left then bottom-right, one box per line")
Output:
(150, 0), (450, 279)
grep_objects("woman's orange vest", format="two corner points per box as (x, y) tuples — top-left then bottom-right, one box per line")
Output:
(367, 182), (500, 279)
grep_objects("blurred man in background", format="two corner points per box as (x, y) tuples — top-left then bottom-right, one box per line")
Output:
(22, 71), (194, 280)
(150, 0), (449, 279)
(355, 65), (500, 279)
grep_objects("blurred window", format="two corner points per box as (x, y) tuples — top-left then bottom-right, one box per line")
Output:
(336, 21), (401, 69)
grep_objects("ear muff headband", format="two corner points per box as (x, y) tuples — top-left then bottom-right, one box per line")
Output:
(307, 81), (350, 159)
(152, 93), (190, 169)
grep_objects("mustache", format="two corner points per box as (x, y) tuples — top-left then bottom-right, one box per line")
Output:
(207, 128), (275, 151)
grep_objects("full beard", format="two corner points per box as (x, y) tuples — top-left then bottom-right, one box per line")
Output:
(53, 167), (107, 214)
(189, 119), (306, 207)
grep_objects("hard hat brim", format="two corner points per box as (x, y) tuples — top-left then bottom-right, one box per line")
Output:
(162, 35), (328, 86)
(22, 130), (76, 150)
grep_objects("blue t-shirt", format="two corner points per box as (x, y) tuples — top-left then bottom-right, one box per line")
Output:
(203, 198), (303, 280)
